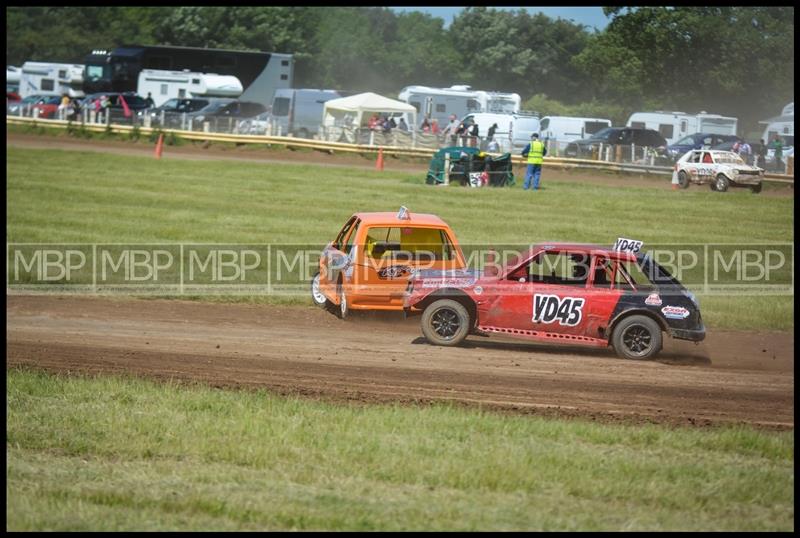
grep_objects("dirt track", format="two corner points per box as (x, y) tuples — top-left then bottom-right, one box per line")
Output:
(6, 295), (794, 429)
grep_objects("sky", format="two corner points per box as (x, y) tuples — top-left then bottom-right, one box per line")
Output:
(388, 6), (611, 31)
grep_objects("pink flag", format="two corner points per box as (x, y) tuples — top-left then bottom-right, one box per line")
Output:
(119, 94), (132, 118)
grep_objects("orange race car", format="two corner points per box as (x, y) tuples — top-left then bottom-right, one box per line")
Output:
(311, 207), (467, 317)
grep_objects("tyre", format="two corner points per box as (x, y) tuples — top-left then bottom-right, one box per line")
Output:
(421, 299), (471, 347)
(750, 182), (763, 194)
(337, 280), (349, 319)
(714, 173), (730, 192)
(311, 271), (335, 311)
(677, 170), (690, 189)
(709, 181), (718, 191)
(611, 315), (662, 360)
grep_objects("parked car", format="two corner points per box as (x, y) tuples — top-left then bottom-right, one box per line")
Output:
(30, 95), (62, 118)
(189, 100), (267, 127)
(237, 111), (271, 135)
(311, 207), (467, 317)
(675, 149), (764, 193)
(7, 91), (21, 102)
(564, 127), (667, 160)
(404, 241), (705, 360)
(7, 94), (46, 115)
(667, 133), (742, 161)
(148, 98), (213, 128)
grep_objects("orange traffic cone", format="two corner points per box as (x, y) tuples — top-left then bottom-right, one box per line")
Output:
(375, 147), (384, 171)
(155, 133), (164, 159)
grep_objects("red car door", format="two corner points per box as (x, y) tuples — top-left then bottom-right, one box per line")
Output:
(479, 249), (593, 336)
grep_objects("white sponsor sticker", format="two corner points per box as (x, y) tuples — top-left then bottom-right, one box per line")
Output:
(661, 305), (690, 319)
(613, 237), (643, 254)
(644, 293), (662, 306)
(532, 294), (585, 326)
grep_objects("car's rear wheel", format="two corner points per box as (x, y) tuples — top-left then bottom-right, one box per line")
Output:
(714, 173), (730, 192)
(612, 315), (662, 360)
(421, 299), (470, 347)
(750, 182), (763, 194)
(677, 170), (690, 189)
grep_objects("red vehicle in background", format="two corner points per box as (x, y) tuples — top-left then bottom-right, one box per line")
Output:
(404, 241), (705, 360)
(7, 91), (21, 102)
(30, 95), (62, 118)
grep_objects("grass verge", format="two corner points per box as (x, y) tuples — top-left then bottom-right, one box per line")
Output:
(6, 368), (794, 531)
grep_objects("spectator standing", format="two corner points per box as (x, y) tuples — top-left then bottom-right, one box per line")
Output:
(738, 140), (752, 165)
(368, 113), (380, 131)
(771, 135), (784, 172)
(756, 139), (768, 169)
(431, 119), (439, 135)
(521, 133), (547, 190)
(144, 92), (155, 108)
(487, 123), (498, 141)
(57, 93), (70, 119)
(469, 122), (479, 148)
(398, 117), (409, 132)
(443, 114), (459, 145)
(420, 116), (431, 133)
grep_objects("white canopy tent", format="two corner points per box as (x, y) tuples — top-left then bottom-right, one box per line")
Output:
(322, 92), (416, 129)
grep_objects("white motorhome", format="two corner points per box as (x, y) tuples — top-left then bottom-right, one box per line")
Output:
(539, 116), (612, 152)
(626, 111), (738, 145)
(398, 85), (521, 128)
(19, 62), (84, 99)
(137, 69), (243, 107)
(759, 102), (794, 147)
(7, 66), (21, 93)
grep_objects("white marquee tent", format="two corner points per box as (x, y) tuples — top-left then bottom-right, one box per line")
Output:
(322, 92), (416, 129)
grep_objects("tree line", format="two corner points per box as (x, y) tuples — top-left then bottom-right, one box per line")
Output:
(7, 6), (794, 133)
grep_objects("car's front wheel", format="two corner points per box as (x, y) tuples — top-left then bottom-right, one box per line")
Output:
(311, 271), (336, 312)
(421, 299), (470, 347)
(611, 315), (662, 360)
(714, 173), (730, 192)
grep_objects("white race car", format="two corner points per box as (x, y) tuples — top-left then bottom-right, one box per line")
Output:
(675, 149), (765, 193)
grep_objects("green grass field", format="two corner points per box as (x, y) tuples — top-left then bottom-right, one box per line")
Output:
(6, 369), (794, 531)
(6, 144), (794, 330)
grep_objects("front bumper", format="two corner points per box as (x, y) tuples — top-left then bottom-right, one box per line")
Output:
(669, 322), (706, 342)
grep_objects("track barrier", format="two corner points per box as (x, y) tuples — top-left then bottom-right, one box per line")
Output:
(7, 116), (794, 184)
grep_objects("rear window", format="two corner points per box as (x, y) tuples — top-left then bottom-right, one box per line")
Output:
(584, 121), (608, 135)
(271, 97), (290, 116)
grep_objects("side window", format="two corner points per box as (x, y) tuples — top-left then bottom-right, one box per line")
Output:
(630, 121), (646, 129)
(334, 217), (358, 251)
(435, 104), (446, 113)
(364, 227), (454, 262)
(591, 257), (614, 289)
(521, 251), (590, 286)
(680, 120), (688, 132)
(343, 220), (360, 255)
(702, 152), (713, 163)
(658, 124), (673, 140)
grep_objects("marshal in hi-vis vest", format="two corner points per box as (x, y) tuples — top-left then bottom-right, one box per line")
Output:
(527, 140), (545, 164)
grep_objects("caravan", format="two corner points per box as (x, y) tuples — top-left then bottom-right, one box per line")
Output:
(7, 66), (21, 93)
(398, 85), (521, 128)
(137, 69), (243, 107)
(626, 111), (738, 145)
(760, 101), (794, 147)
(19, 62), (84, 99)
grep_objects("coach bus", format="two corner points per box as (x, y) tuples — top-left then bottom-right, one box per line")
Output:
(83, 45), (293, 107)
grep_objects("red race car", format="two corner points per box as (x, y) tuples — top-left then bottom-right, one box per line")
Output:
(404, 239), (705, 360)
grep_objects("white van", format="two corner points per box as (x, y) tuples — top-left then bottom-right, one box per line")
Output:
(626, 111), (738, 145)
(458, 112), (542, 152)
(539, 116), (611, 152)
